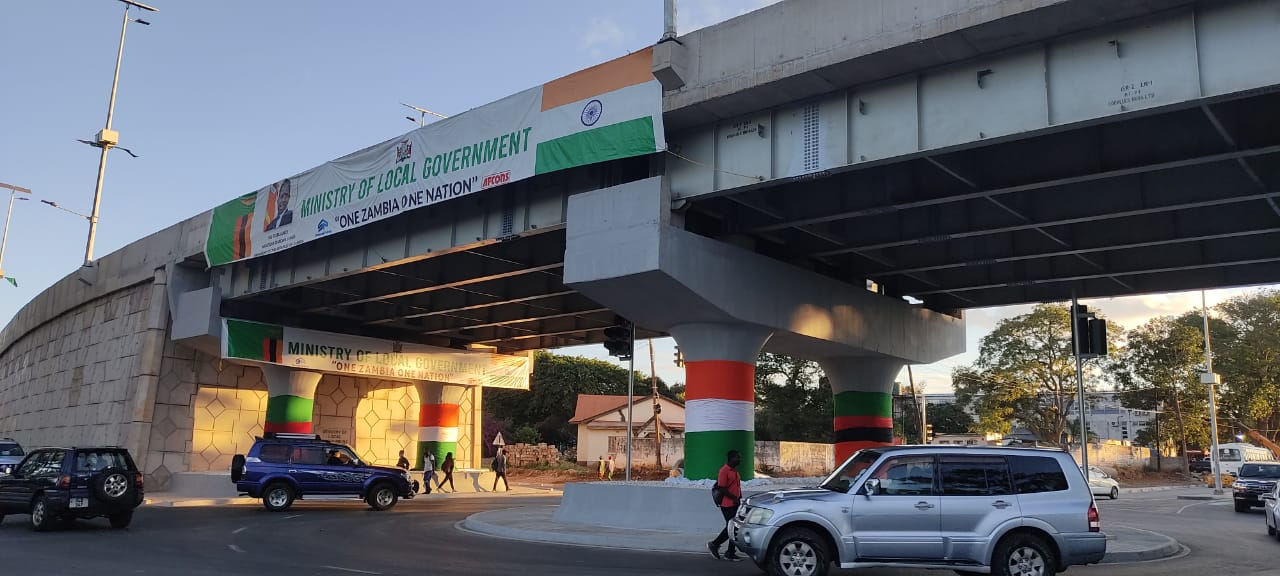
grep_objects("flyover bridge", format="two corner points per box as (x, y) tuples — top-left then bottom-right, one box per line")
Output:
(2, 0), (1278, 485)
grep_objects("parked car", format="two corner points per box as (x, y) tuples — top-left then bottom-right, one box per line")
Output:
(0, 439), (23, 475)
(1262, 483), (1280, 539)
(231, 432), (416, 512)
(0, 447), (144, 531)
(729, 445), (1105, 576)
(1232, 462), (1280, 512)
(1188, 458), (1213, 474)
(1087, 466), (1120, 500)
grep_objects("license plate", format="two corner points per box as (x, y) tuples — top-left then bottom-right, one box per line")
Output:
(70, 498), (88, 509)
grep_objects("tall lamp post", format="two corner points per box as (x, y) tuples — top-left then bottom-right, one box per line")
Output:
(0, 182), (32, 281)
(83, 0), (158, 267)
(400, 102), (448, 127)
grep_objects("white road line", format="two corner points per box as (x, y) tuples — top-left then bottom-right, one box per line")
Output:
(283, 514), (302, 520)
(319, 566), (382, 575)
(227, 544), (245, 553)
(232, 526), (249, 534)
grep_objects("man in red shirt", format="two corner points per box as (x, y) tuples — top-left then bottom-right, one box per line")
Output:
(708, 449), (744, 561)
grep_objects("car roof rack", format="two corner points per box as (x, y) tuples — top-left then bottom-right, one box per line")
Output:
(264, 432), (323, 441)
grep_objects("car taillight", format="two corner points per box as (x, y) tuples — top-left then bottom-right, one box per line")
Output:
(1088, 501), (1101, 532)
(58, 475), (71, 489)
(135, 472), (144, 489)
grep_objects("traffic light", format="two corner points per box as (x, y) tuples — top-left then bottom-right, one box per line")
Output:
(925, 424), (935, 443)
(1071, 305), (1109, 357)
(603, 318), (633, 360)
(673, 346), (684, 368)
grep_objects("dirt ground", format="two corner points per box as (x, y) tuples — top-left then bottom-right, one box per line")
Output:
(1105, 467), (1200, 487)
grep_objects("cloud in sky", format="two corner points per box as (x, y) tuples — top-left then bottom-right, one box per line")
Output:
(677, 0), (783, 33)
(579, 17), (627, 60)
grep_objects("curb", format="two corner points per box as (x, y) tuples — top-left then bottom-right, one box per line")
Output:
(145, 490), (559, 508)
(1175, 494), (1228, 501)
(1099, 527), (1184, 564)
(1119, 484), (1201, 494)
(461, 509), (704, 554)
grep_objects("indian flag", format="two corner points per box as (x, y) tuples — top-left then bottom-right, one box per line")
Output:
(534, 48), (665, 175)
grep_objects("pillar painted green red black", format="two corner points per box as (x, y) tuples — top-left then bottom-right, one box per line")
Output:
(670, 323), (772, 481)
(820, 357), (904, 464)
(260, 365), (322, 434)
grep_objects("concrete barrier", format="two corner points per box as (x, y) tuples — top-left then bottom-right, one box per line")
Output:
(167, 471), (240, 498)
(553, 482), (727, 532)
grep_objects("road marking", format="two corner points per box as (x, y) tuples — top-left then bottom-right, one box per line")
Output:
(283, 514), (302, 520)
(232, 526), (249, 534)
(228, 544), (245, 553)
(320, 566), (382, 575)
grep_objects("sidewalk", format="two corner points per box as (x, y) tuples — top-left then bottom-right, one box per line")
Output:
(144, 483), (559, 507)
(462, 506), (1183, 564)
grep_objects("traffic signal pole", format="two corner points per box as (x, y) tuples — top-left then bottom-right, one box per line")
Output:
(1071, 292), (1089, 474)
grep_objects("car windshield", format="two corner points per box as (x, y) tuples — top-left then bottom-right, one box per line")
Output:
(819, 449), (881, 493)
(1239, 464), (1280, 478)
(0, 443), (22, 457)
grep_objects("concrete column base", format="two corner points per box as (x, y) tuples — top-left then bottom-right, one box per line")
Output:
(260, 366), (322, 434)
(415, 382), (465, 470)
(820, 357), (903, 464)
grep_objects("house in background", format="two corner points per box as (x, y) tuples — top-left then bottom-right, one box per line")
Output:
(570, 394), (685, 464)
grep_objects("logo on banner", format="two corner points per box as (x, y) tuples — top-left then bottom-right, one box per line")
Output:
(581, 99), (603, 126)
(482, 171), (511, 189)
(395, 139), (413, 164)
(317, 219), (330, 235)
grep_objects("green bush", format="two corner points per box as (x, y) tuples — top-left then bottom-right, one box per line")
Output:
(513, 425), (541, 445)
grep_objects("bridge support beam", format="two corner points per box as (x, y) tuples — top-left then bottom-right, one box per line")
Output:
(415, 382), (466, 470)
(669, 323), (772, 480)
(819, 357), (904, 464)
(260, 366), (322, 434)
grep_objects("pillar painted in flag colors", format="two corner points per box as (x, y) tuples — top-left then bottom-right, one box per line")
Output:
(819, 357), (904, 464)
(670, 323), (773, 481)
(414, 382), (466, 470)
(260, 365), (322, 435)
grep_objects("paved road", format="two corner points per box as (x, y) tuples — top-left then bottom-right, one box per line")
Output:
(0, 488), (1272, 575)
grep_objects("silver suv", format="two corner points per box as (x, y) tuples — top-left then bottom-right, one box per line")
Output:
(729, 446), (1105, 576)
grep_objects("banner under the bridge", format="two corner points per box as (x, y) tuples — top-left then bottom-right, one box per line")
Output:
(205, 48), (665, 267)
(221, 319), (530, 390)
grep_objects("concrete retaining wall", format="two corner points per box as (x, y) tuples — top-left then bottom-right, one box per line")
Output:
(553, 482), (728, 532)
(605, 436), (834, 475)
(1071, 443), (1152, 469)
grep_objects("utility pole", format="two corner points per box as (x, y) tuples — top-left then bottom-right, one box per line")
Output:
(0, 182), (32, 280)
(1071, 292), (1090, 474)
(649, 339), (661, 469)
(907, 365), (926, 444)
(625, 322), (636, 481)
(1202, 290), (1224, 495)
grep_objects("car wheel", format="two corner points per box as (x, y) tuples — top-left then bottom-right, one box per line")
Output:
(29, 495), (57, 532)
(262, 482), (295, 512)
(93, 467), (136, 504)
(230, 454), (246, 483)
(1236, 501), (1250, 513)
(1109, 487), (1119, 500)
(1268, 516), (1276, 537)
(367, 483), (398, 511)
(994, 533), (1057, 576)
(766, 527), (828, 576)
(108, 511), (133, 529)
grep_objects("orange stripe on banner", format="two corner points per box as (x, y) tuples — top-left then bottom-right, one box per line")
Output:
(834, 416), (894, 430)
(540, 47), (653, 111)
(684, 360), (754, 402)
(835, 440), (892, 463)
(419, 403), (459, 427)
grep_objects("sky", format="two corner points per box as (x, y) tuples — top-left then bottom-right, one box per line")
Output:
(1, 0), (1274, 393)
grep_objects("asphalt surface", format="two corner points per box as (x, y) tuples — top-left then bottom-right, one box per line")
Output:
(0, 487), (1274, 576)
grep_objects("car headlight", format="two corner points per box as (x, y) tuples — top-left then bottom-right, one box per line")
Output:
(402, 471), (412, 481)
(745, 506), (775, 525)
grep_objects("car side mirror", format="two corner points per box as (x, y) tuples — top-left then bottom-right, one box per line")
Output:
(863, 479), (880, 496)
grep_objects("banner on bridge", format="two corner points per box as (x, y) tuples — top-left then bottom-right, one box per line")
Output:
(205, 48), (665, 266)
(221, 318), (531, 390)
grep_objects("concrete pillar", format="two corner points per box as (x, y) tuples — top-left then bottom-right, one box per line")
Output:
(260, 366), (323, 434)
(819, 357), (904, 464)
(669, 323), (772, 481)
(415, 382), (466, 469)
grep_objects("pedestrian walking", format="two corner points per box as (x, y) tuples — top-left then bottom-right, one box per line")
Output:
(441, 452), (456, 493)
(491, 448), (510, 492)
(598, 455), (607, 480)
(606, 454), (616, 480)
(424, 452), (438, 493)
(707, 449), (744, 561)
(396, 449), (410, 471)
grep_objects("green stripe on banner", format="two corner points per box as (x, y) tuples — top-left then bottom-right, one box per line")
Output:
(833, 390), (892, 417)
(225, 319), (283, 361)
(416, 441), (458, 471)
(207, 192), (258, 266)
(684, 430), (754, 482)
(265, 394), (314, 424)
(534, 117), (656, 175)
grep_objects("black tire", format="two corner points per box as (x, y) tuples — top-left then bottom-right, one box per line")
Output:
(29, 495), (57, 532)
(262, 482), (295, 512)
(93, 467), (136, 504)
(367, 483), (398, 511)
(1268, 516), (1276, 537)
(1109, 487), (1119, 500)
(1236, 501), (1250, 513)
(108, 510), (133, 529)
(993, 533), (1058, 576)
(230, 454), (246, 483)
(766, 527), (829, 576)
(0, 513), (5, 524)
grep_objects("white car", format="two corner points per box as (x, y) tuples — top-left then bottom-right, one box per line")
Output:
(1087, 466), (1120, 499)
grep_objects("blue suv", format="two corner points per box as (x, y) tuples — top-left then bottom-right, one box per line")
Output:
(231, 433), (416, 512)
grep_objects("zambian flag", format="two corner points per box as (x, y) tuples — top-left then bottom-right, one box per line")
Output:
(225, 319), (284, 363)
(206, 192), (257, 267)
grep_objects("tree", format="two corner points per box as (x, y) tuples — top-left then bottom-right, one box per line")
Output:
(1214, 291), (1280, 442)
(953, 304), (1115, 446)
(928, 402), (976, 435)
(754, 353), (833, 443)
(1108, 314), (1210, 474)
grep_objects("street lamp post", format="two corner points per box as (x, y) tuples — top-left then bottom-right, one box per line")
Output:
(400, 102), (448, 127)
(83, 0), (158, 268)
(0, 182), (32, 279)
(1202, 290), (1225, 496)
